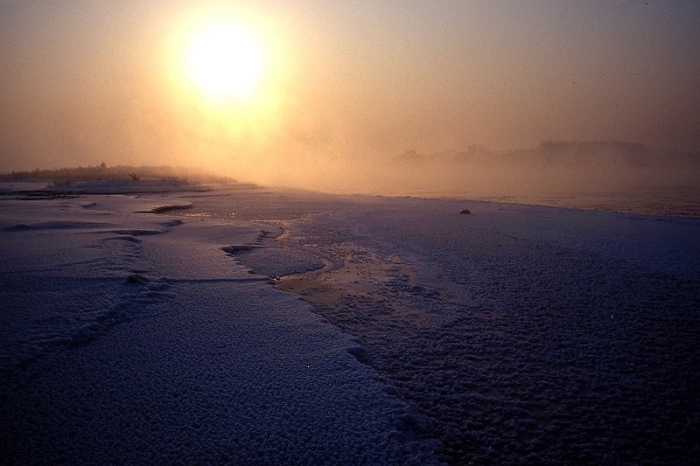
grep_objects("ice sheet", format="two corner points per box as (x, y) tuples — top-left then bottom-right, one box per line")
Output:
(0, 193), (437, 465)
(234, 193), (699, 465)
(2, 187), (698, 464)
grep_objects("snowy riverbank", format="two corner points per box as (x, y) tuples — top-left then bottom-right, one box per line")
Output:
(1, 186), (698, 464)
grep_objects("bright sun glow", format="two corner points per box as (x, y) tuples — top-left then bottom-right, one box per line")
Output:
(186, 24), (264, 101)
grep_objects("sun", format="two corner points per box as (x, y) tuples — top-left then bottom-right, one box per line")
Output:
(186, 24), (264, 101)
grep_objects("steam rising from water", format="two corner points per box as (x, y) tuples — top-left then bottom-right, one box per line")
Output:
(257, 141), (700, 201)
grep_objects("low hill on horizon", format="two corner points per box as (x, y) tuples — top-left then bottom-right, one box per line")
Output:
(0, 164), (236, 186)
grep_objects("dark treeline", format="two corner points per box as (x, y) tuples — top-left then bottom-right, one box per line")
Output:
(394, 141), (700, 168)
(0, 164), (236, 186)
(383, 141), (700, 196)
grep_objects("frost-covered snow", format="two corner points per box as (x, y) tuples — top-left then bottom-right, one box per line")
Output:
(275, 198), (700, 465)
(1, 187), (698, 465)
(0, 192), (437, 465)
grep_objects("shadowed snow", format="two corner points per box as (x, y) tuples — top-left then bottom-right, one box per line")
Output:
(0, 193), (438, 465)
(2, 187), (698, 465)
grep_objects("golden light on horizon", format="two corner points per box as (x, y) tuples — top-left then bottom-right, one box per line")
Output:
(154, 6), (303, 177)
(186, 23), (264, 102)
(4, 1), (697, 193)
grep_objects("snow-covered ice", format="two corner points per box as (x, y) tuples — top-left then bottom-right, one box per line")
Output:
(272, 196), (699, 465)
(0, 191), (437, 465)
(1, 186), (699, 465)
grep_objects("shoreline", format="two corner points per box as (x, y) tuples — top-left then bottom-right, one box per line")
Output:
(2, 178), (699, 219)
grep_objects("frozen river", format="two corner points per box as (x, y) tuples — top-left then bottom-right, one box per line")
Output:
(1, 185), (698, 464)
(197, 188), (700, 464)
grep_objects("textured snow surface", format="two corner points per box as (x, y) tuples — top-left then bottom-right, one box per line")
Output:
(0, 193), (438, 465)
(195, 190), (699, 465)
(1, 188), (699, 465)
(272, 197), (700, 465)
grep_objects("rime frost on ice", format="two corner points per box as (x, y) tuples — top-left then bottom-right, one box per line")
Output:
(271, 195), (700, 465)
(1, 189), (698, 465)
(0, 192), (439, 465)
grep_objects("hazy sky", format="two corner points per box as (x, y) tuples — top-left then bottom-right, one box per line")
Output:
(1, 0), (699, 191)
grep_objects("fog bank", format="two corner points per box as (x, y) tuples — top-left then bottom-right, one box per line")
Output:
(266, 141), (700, 198)
(2, 1), (699, 199)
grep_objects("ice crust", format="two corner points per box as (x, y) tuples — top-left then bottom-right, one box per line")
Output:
(1, 187), (699, 465)
(0, 194), (437, 465)
(274, 197), (700, 465)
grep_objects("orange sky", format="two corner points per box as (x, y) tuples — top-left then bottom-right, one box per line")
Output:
(1, 0), (699, 192)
